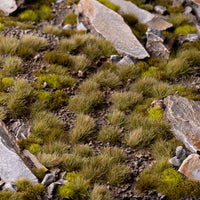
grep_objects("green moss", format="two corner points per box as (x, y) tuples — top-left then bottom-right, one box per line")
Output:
(142, 67), (159, 78)
(32, 168), (46, 181)
(38, 74), (60, 89)
(123, 13), (138, 26)
(28, 143), (41, 154)
(2, 77), (14, 87)
(167, 5), (184, 13)
(64, 12), (77, 25)
(149, 107), (164, 121)
(0, 23), (5, 31)
(19, 10), (39, 22)
(37, 91), (50, 102)
(97, 0), (119, 11)
(38, 5), (53, 20)
(58, 182), (75, 199)
(175, 25), (197, 35)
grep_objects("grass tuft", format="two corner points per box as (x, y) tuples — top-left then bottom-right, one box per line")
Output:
(64, 12), (77, 25)
(97, 0), (119, 11)
(90, 185), (112, 200)
(19, 10), (39, 22)
(107, 109), (125, 127)
(0, 36), (19, 55)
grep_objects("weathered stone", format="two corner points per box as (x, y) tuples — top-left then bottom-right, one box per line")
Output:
(146, 28), (170, 59)
(108, 0), (172, 30)
(0, 0), (24, 16)
(56, 0), (64, 3)
(117, 55), (135, 66)
(3, 182), (17, 191)
(42, 174), (56, 186)
(0, 122), (38, 184)
(77, 0), (149, 59)
(169, 156), (181, 167)
(176, 146), (186, 160)
(154, 5), (167, 15)
(164, 95), (200, 153)
(179, 154), (200, 181)
(110, 55), (122, 63)
(186, 33), (199, 42)
(172, 0), (185, 6)
(192, 0), (200, 5)
(184, 6), (193, 15)
(63, 24), (73, 30)
(77, 22), (87, 31)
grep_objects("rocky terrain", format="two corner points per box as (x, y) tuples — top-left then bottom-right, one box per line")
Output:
(0, 0), (199, 199)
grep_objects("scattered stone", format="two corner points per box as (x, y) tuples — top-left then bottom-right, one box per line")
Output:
(154, 5), (167, 15)
(3, 182), (17, 191)
(179, 154), (200, 181)
(184, 6), (193, 15)
(77, 22), (87, 31)
(78, 70), (84, 77)
(0, 122), (38, 184)
(150, 99), (165, 109)
(63, 24), (73, 30)
(77, 0), (149, 59)
(164, 95), (200, 153)
(176, 146), (186, 160)
(109, 0), (172, 30)
(169, 156), (181, 167)
(186, 33), (199, 42)
(23, 150), (48, 171)
(117, 55), (135, 66)
(42, 174), (56, 186)
(110, 55), (122, 63)
(146, 28), (170, 59)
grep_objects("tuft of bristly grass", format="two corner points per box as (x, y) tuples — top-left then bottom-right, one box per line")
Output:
(90, 184), (112, 200)
(107, 109), (125, 127)
(64, 12), (77, 25)
(0, 36), (19, 55)
(70, 114), (95, 144)
(73, 144), (94, 157)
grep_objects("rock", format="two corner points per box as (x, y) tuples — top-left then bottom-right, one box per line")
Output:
(108, 0), (172, 30)
(154, 5), (167, 15)
(117, 55), (135, 66)
(192, 0), (200, 5)
(176, 146), (186, 160)
(77, 0), (149, 59)
(186, 33), (199, 42)
(146, 28), (170, 59)
(172, 0), (185, 6)
(192, 4), (200, 21)
(110, 55), (122, 63)
(0, 0), (17, 15)
(78, 70), (84, 77)
(0, 122), (38, 184)
(63, 24), (73, 30)
(164, 95), (200, 153)
(169, 156), (181, 167)
(184, 6), (193, 15)
(23, 150), (48, 171)
(77, 22), (87, 31)
(47, 183), (57, 198)
(42, 174), (56, 186)
(178, 154), (200, 181)
(56, 0), (64, 3)
(3, 182), (17, 191)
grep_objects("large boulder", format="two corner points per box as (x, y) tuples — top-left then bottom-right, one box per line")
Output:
(0, 122), (38, 184)
(179, 154), (200, 181)
(0, 0), (24, 16)
(77, 0), (149, 59)
(164, 95), (200, 153)
(109, 0), (172, 30)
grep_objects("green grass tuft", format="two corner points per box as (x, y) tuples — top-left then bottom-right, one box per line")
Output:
(64, 12), (77, 25)
(90, 184), (112, 200)
(175, 25), (197, 35)
(107, 109), (125, 127)
(19, 10), (39, 22)
(97, 0), (119, 11)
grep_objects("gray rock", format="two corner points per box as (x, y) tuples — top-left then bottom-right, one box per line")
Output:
(47, 183), (57, 199)
(192, 0), (200, 5)
(77, 0), (149, 59)
(3, 182), (17, 191)
(77, 22), (87, 31)
(164, 95), (200, 153)
(0, 0), (18, 15)
(176, 146), (186, 160)
(63, 24), (73, 30)
(186, 34), (199, 42)
(110, 55), (122, 63)
(146, 28), (170, 59)
(42, 174), (56, 186)
(192, 4), (200, 21)
(117, 55), (135, 66)
(179, 154), (200, 181)
(184, 6), (193, 15)
(154, 5), (167, 15)
(108, 0), (172, 30)
(169, 156), (181, 167)
(56, 0), (64, 3)
(0, 122), (38, 184)
(172, 0), (185, 6)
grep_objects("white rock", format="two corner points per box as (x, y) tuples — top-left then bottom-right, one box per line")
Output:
(63, 24), (73, 30)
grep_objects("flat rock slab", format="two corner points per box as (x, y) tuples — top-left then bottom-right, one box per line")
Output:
(77, 0), (149, 59)
(164, 95), (200, 153)
(0, 122), (38, 184)
(179, 154), (200, 181)
(0, 0), (17, 15)
(109, 0), (172, 31)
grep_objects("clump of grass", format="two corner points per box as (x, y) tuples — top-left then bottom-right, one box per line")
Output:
(175, 25), (197, 35)
(0, 36), (19, 55)
(7, 79), (36, 118)
(116, 64), (141, 81)
(97, 0), (119, 11)
(31, 111), (66, 143)
(98, 126), (121, 144)
(123, 13), (138, 26)
(20, 35), (49, 52)
(0, 106), (7, 120)
(32, 168), (46, 181)
(0, 23), (5, 31)
(43, 25), (63, 36)
(169, 13), (192, 27)
(167, 5), (184, 13)
(111, 91), (143, 112)
(68, 91), (104, 113)
(19, 10), (39, 22)
(90, 185), (112, 200)
(79, 80), (100, 94)
(3, 56), (23, 76)
(64, 12), (77, 25)
(42, 141), (68, 155)
(149, 107), (164, 121)
(72, 55), (91, 72)
(70, 114), (95, 144)
(29, 143), (41, 154)
(91, 70), (121, 89)
(142, 67), (159, 78)
(38, 5), (53, 20)
(73, 144), (93, 157)
(107, 109), (125, 127)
